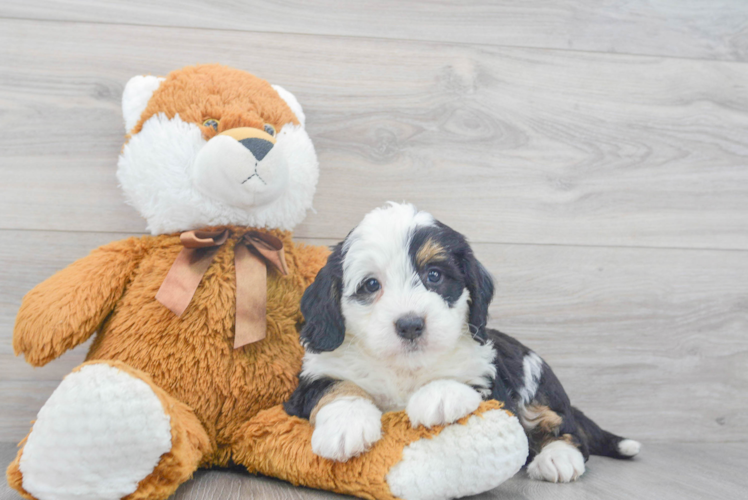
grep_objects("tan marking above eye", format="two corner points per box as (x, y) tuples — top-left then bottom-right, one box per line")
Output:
(415, 239), (447, 268)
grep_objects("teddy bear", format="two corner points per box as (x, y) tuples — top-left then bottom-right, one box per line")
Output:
(6, 64), (528, 500)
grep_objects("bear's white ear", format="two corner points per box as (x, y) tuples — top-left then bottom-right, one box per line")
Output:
(272, 84), (306, 127)
(122, 75), (165, 133)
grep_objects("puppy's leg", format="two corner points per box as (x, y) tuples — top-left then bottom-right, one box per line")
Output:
(286, 378), (382, 462)
(524, 408), (640, 482)
(526, 433), (586, 483)
(406, 379), (483, 428)
(521, 402), (585, 483)
(520, 360), (640, 482)
(517, 355), (587, 482)
(311, 396), (383, 462)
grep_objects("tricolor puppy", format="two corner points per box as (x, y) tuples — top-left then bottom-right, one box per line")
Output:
(285, 202), (640, 482)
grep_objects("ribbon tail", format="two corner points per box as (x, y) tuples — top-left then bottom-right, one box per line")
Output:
(234, 243), (268, 348)
(156, 246), (219, 316)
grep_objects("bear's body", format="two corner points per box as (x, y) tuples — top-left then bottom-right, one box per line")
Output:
(7, 65), (528, 500)
(13, 229), (328, 465)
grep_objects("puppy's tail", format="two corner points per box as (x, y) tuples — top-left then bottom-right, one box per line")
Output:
(572, 406), (641, 459)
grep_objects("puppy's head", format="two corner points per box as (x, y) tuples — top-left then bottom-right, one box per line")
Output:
(300, 203), (494, 363)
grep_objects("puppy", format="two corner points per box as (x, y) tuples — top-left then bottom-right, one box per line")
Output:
(285, 202), (640, 482)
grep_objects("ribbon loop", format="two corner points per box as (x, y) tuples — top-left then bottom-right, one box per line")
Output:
(155, 228), (288, 349)
(180, 229), (229, 248)
(244, 231), (289, 276)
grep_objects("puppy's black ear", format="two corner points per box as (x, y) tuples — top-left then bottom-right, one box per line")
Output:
(300, 242), (346, 352)
(464, 251), (494, 344)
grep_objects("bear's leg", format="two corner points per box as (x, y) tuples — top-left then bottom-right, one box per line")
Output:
(232, 400), (528, 500)
(6, 361), (211, 500)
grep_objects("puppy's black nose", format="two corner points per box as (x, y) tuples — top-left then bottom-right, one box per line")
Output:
(239, 137), (274, 161)
(395, 314), (425, 340)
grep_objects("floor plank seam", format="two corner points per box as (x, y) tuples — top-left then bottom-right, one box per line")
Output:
(0, 14), (746, 66)
(2, 227), (748, 254)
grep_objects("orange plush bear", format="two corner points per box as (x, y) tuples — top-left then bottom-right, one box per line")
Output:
(7, 64), (527, 500)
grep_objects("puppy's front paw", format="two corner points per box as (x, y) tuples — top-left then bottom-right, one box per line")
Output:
(527, 440), (586, 483)
(311, 397), (383, 462)
(406, 379), (482, 428)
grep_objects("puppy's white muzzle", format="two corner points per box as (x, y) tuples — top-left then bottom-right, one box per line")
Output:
(192, 129), (289, 209)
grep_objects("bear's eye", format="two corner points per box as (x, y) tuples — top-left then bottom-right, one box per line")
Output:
(263, 124), (276, 137)
(203, 119), (219, 131)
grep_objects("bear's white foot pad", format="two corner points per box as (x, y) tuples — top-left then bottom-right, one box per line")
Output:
(19, 364), (172, 500)
(527, 440), (585, 483)
(387, 409), (528, 500)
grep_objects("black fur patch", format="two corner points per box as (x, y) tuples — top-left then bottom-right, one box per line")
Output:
(409, 222), (494, 342)
(299, 242), (346, 352)
(485, 328), (630, 462)
(284, 376), (338, 419)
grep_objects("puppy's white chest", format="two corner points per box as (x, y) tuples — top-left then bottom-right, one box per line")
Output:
(368, 368), (439, 412)
(302, 336), (497, 413)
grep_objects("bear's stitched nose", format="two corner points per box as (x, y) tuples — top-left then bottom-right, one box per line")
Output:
(239, 138), (274, 161)
(395, 314), (425, 340)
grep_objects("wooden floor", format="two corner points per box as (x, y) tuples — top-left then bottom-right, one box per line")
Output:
(2, 441), (747, 500)
(1, 1), (747, 498)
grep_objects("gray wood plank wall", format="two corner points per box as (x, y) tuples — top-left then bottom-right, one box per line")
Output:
(1, 0), (746, 455)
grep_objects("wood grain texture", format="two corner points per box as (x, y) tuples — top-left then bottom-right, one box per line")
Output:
(2, 230), (745, 443)
(1, 19), (748, 249)
(2, 441), (747, 500)
(1, 5), (747, 496)
(1, 1), (748, 61)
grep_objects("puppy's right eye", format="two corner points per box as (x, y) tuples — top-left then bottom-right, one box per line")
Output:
(427, 269), (443, 284)
(363, 278), (380, 294)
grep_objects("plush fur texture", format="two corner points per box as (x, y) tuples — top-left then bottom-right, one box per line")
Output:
(118, 64), (318, 234)
(233, 400), (520, 500)
(8, 361), (210, 500)
(11, 228), (328, 460)
(387, 408), (528, 500)
(18, 363), (173, 500)
(8, 66), (529, 500)
(122, 75), (165, 133)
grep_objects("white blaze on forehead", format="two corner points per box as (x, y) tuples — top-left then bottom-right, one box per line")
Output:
(341, 202), (434, 295)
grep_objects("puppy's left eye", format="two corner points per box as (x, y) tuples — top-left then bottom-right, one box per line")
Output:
(363, 278), (380, 293)
(427, 269), (443, 284)
(263, 124), (276, 137)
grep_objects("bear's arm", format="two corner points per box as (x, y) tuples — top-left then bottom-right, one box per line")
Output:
(13, 236), (147, 367)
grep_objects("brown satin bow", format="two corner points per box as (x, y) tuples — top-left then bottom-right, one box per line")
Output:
(155, 229), (288, 349)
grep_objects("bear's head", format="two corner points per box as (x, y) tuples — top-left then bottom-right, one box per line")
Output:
(117, 64), (318, 235)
